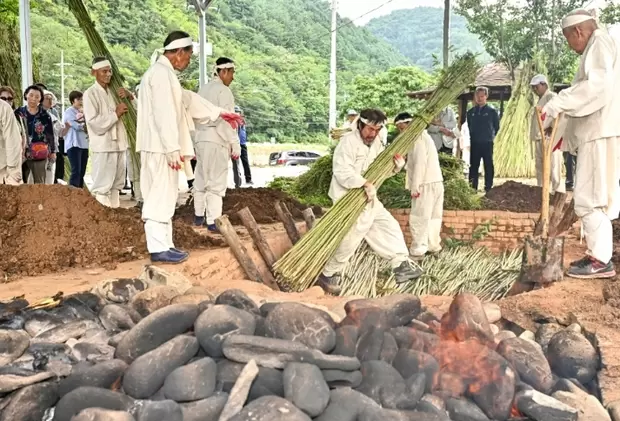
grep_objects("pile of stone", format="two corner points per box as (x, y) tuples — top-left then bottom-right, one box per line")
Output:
(0, 266), (613, 421)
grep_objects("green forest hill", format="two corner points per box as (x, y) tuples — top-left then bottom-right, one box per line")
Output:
(366, 7), (491, 70)
(0, 1), (487, 143)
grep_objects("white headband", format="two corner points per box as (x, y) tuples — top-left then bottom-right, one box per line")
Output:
(360, 117), (385, 127)
(213, 62), (235, 76)
(394, 118), (412, 125)
(561, 11), (596, 29)
(151, 36), (194, 64)
(92, 60), (111, 70)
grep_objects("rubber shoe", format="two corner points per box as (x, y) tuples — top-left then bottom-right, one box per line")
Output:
(567, 256), (616, 279)
(393, 261), (423, 284)
(317, 273), (342, 295)
(207, 224), (219, 233)
(170, 248), (186, 254)
(150, 250), (189, 264)
(194, 216), (206, 227)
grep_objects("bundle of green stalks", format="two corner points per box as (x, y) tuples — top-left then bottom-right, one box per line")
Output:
(339, 242), (521, 301)
(493, 63), (536, 178)
(65, 0), (140, 177)
(273, 53), (479, 291)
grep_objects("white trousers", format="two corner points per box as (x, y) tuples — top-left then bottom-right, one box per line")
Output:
(323, 200), (409, 276)
(91, 151), (127, 208)
(1, 167), (22, 185)
(141, 152), (179, 254)
(410, 182), (444, 257)
(194, 142), (229, 224)
(574, 137), (620, 264)
(535, 142), (565, 193)
(45, 160), (55, 184)
(126, 150), (142, 202)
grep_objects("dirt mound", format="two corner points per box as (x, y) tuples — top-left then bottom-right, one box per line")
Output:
(484, 181), (549, 213)
(176, 188), (323, 225)
(0, 185), (220, 277)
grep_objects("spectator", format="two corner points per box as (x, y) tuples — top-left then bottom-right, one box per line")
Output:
(427, 106), (458, 155)
(466, 86), (500, 192)
(42, 91), (65, 184)
(232, 106), (252, 188)
(15, 85), (57, 184)
(63, 90), (89, 188)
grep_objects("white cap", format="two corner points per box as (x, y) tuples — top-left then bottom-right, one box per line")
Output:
(347, 109), (358, 116)
(530, 74), (548, 86)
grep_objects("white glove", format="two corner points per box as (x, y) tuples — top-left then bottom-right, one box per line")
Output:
(230, 143), (241, 159)
(393, 154), (406, 174)
(363, 182), (376, 203)
(166, 151), (183, 170)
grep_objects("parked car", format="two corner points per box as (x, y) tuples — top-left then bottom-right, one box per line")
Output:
(269, 151), (322, 166)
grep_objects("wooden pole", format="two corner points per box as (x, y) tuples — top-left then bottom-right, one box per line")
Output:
(275, 201), (301, 244)
(535, 108), (560, 238)
(215, 215), (265, 285)
(302, 208), (316, 231)
(236, 207), (280, 291)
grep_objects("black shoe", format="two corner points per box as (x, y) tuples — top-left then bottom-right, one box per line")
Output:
(393, 261), (423, 284)
(317, 273), (342, 295)
(567, 256), (616, 279)
(566, 184), (574, 192)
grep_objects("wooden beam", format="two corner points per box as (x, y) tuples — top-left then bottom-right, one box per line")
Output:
(275, 201), (301, 245)
(302, 208), (316, 231)
(215, 215), (265, 285)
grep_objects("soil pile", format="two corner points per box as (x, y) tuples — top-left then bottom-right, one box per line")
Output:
(177, 188), (323, 225)
(0, 185), (219, 277)
(484, 181), (549, 213)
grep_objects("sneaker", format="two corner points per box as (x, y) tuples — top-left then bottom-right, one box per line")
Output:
(393, 261), (423, 284)
(567, 256), (616, 279)
(150, 250), (189, 264)
(246, 180), (254, 186)
(207, 224), (219, 233)
(317, 273), (342, 295)
(194, 216), (205, 227)
(569, 256), (590, 267)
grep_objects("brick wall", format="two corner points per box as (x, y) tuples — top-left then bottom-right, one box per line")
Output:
(389, 209), (540, 253)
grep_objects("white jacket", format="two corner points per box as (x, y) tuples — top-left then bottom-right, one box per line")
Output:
(0, 100), (21, 170)
(546, 29), (620, 152)
(84, 82), (129, 153)
(406, 130), (443, 194)
(329, 129), (384, 202)
(530, 90), (566, 144)
(427, 107), (457, 150)
(195, 78), (237, 148)
(137, 56), (221, 157)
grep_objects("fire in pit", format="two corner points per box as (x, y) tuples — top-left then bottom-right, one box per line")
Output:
(0, 269), (607, 421)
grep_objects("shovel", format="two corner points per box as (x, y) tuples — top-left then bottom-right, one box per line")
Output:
(510, 108), (565, 294)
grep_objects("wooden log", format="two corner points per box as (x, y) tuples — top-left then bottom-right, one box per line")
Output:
(549, 198), (578, 237)
(236, 207), (280, 291)
(215, 215), (265, 285)
(518, 235), (565, 285)
(535, 192), (569, 236)
(275, 201), (301, 244)
(302, 208), (316, 231)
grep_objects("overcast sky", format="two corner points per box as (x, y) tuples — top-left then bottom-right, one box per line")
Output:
(335, 0), (615, 26)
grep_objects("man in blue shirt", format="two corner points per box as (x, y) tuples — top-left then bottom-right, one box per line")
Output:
(466, 86), (500, 192)
(232, 106), (253, 188)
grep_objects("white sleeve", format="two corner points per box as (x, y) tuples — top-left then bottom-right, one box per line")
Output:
(2, 106), (22, 167)
(408, 133), (428, 193)
(83, 91), (119, 136)
(548, 39), (615, 117)
(332, 137), (366, 189)
(182, 89), (223, 124)
(150, 69), (181, 154)
(215, 88), (237, 145)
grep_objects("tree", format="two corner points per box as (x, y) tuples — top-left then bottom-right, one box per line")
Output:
(341, 67), (432, 119)
(455, 0), (587, 83)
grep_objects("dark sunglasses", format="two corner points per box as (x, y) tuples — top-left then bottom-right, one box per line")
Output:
(0, 96), (13, 102)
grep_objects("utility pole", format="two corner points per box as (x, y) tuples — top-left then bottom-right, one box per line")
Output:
(190, 0), (214, 88)
(443, 0), (450, 69)
(54, 51), (73, 116)
(19, 0), (33, 98)
(328, 0), (338, 129)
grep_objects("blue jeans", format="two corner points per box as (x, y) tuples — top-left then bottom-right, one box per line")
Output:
(67, 147), (89, 188)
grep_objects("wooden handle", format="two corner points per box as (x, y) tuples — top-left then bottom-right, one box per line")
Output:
(534, 107), (561, 238)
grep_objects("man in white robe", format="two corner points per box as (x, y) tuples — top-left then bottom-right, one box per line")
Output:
(137, 31), (242, 264)
(395, 112), (444, 261)
(194, 57), (239, 231)
(83, 57), (132, 208)
(0, 99), (22, 185)
(542, 9), (620, 279)
(529, 74), (566, 194)
(316, 109), (422, 295)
